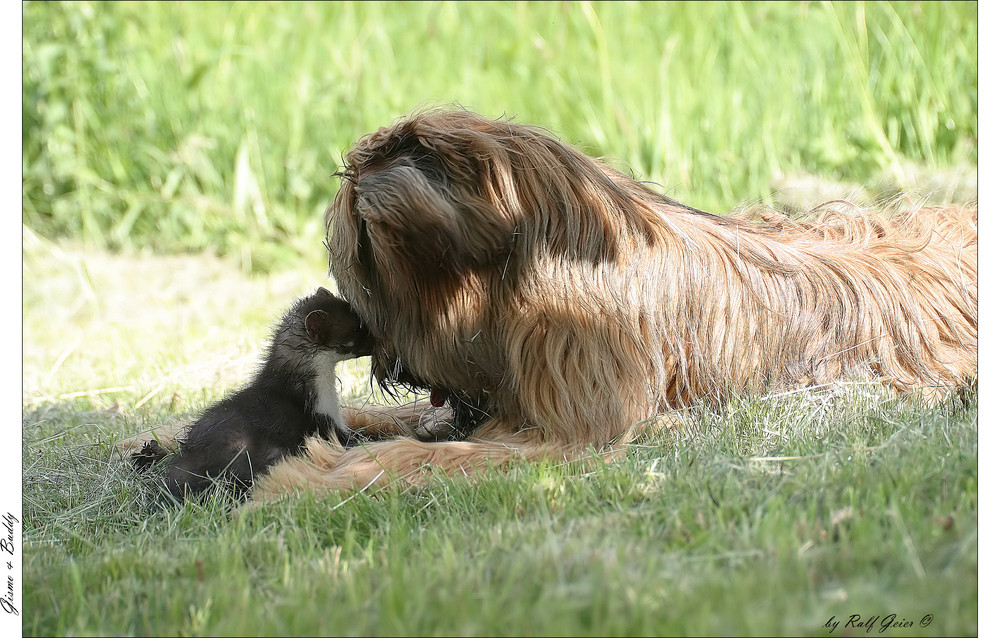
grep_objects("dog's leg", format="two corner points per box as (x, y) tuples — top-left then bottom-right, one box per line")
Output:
(249, 431), (572, 502)
(342, 401), (455, 441)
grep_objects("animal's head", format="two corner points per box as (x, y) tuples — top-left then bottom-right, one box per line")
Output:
(324, 110), (647, 331)
(322, 109), (690, 395)
(267, 287), (373, 370)
(298, 287), (374, 357)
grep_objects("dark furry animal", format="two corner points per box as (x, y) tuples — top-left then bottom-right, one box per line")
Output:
(164, 287), (373, 500)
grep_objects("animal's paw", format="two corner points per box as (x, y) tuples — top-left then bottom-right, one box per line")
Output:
(130, 439), (171, 472)
(114, 422), (186, 456)
(414, 405), (462, 441)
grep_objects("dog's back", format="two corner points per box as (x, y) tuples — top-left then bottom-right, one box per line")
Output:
(327, 110), (977, 447)
(633, 200), (977, 405)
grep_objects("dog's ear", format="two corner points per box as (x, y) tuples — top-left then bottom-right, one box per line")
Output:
(353, 164), (465, 272)
(353, 163), (515, 274)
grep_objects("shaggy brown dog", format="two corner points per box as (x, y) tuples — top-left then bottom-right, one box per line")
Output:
(252, 109), (977, 500)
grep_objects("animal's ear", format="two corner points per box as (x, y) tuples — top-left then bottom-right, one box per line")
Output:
(314, 286), (334, 299)
(354, 165), (465, 272)
(304, 309), (330, 345)
(354, 162), (515, 273)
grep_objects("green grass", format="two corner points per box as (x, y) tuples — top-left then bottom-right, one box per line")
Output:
(23, 385), (979, 636)
(22, 1), (978, 635)
(22, 236), (978, 636)
(22, 1), (977, 271)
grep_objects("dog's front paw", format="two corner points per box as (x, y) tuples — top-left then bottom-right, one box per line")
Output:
(414, 405), (460, 441)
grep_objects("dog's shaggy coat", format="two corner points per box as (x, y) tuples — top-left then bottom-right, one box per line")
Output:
(252, 110), (977, 500)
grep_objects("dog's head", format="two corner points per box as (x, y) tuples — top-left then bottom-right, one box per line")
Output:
(323, 110), (677, 395)
(327, 110), (639, 315)
(331, 111), (517, 279)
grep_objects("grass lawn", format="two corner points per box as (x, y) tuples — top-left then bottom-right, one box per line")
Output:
(20, 1), (978, 635)
(21, 233), (978, 636)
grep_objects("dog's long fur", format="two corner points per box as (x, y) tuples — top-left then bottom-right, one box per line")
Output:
(252, 110), (977, 500)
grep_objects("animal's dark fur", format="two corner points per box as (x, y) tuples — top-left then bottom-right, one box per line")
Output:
(164, 287), (372, 500)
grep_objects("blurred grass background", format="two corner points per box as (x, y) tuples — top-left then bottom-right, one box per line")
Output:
(22, 0), (977, 272)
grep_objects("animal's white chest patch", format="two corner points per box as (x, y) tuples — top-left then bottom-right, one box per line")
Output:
(311, 350), (348, 429)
